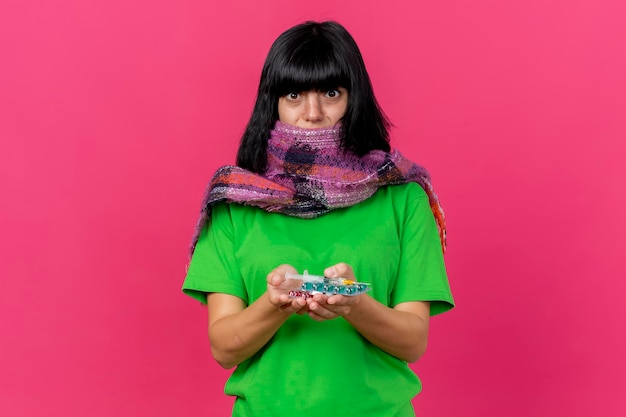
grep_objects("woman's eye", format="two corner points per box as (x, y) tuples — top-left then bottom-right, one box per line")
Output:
(287, 92), (300, 100)
(326, 89), (340, 98)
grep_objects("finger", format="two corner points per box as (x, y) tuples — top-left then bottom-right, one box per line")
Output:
(308, 308), (338, 322)
(272, 293), (290, 306)
(295, 305), (309, 315)
(267, 264), (296, 286)
(282, 297), (306, 313)
(311, 293), (329, 304)
(308, 310), (326, 321)
(307, 304), (332, 321)
(267, 272), (283, 286)
(308, 301), (338, 320)
(326, 294), (358, 305)
(324, 262), (354, 279)
(326, 294), (343, 305)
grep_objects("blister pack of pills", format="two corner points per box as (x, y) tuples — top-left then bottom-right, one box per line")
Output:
(285, 270), (371, 298)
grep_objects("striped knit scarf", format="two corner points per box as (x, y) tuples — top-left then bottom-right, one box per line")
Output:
(190, 121), (446, 255)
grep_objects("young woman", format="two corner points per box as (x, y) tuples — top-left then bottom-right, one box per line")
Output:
(183, 20), (454, 417)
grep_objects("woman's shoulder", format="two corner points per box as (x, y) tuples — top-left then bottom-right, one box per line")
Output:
(380, 182), (428, 201)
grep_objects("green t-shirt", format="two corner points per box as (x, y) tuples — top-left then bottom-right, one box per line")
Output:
(183, 183), (454, 417)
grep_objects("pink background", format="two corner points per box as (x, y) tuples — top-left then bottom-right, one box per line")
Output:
(1, 0), (625, 416)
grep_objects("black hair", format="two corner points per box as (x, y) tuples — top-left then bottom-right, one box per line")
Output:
(236, 21), (391, 174)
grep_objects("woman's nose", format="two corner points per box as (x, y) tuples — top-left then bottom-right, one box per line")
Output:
(303, 94), (323, 121)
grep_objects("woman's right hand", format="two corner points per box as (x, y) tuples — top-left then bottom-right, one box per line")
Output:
(266, 264), (308, 314)
(207, 264), (308, 368)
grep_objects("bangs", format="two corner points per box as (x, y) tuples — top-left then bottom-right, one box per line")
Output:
(271, 49), (351, 96)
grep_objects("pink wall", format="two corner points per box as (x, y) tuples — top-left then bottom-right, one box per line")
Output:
(1, 0), (625, 416)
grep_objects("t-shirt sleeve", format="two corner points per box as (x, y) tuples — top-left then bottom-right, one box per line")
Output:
(390, 185), (455, 315)
(182, 203), (247, 304)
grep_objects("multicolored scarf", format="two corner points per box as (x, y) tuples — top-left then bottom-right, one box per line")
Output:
(190, 121), (446, 255)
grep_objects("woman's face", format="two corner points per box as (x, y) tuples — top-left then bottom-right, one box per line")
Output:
(277, 87), (348, 128)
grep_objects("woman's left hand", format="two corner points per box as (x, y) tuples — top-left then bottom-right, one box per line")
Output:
(306, 262), (361, 321)
(305, 262), (430, 362)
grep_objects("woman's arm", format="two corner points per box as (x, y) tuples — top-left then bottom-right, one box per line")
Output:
(207, 264), (307, 369)
(306, 263), (430, 363)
